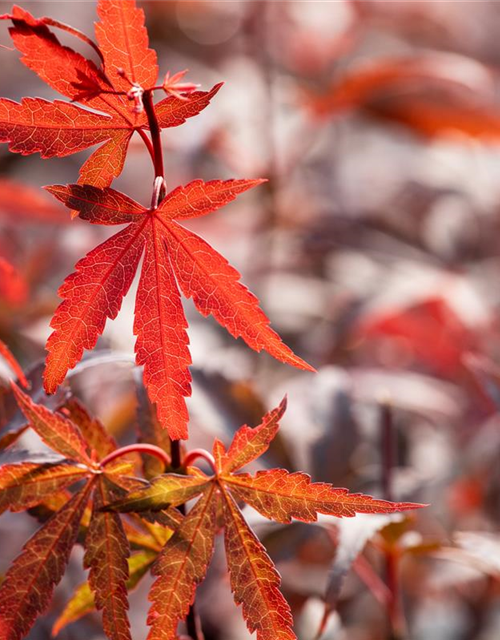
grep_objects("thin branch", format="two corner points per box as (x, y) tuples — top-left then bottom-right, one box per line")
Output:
(100, 443), (171, 469)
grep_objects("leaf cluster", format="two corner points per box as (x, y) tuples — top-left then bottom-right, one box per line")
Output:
(0, 389), (421, 640)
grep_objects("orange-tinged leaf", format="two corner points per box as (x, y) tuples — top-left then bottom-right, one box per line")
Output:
(0, 481), (93, 640)
(85, 475), (131, 640)
(134, 222), (192, 440)
(224, 469), (425, 524)
(369, 95), (500, 141)
(309, 56), (483, 117)
(61, 397), (117, 458)
(162, 221), (314, 373)
(156, 178), (266, 220)
(0, 461), (89, 514)
(147, 485), (218, 640)
(214, 397), (287, 474)
(45, 184), (147, 225)
(221, 489), (296, 640)
(52, 580), (96, 637)
(52, 550), (157, 637)
(106, 474), (211, 513)
(78, 130), (132, 188)
(95, 0), (158, 92)
(154, 83), (223, 129)
(0, 339), (28, 388)
(12, 384), (93, 465)
(43, 221), (147, 393)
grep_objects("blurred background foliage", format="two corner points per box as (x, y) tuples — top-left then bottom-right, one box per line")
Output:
(2, 1), (500, 639)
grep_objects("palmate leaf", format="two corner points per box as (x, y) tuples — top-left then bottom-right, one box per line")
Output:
(60, 397), (117, 458)
(0, 460), (89, 514)
(0, 480), (94, 640)
(224, 469), (420, 523)
(11, 383), (94, 465)
(44, 183), (313, 440)
(213, 397), (287, 474)
(221, 489), (295, 640)
(0, 385), (159, 640)
(106, 401), (425, 640)
(84, 475), (131, 640)
(147, 485), (218, 640)
(0, 2), (222, 188)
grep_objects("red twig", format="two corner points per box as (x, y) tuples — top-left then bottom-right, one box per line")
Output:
(183, 449), (217, 473)
(100, 443), (171, 469)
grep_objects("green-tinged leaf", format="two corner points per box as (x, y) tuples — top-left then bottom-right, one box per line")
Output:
(214, 398), (287, 474)
(105, 474), (211, 513)
(221, 489), (296, 640)
(85, 475), (131, 640)
(11, 384), (94, 465)
(0, 460), (89, 513)
(52, 549), (157, 637)
(147, 485), (218, 640)
(0, 481), (93, 640)
(224, 469), (425, 524)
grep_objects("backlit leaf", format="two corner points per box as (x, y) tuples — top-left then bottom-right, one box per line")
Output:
(214, 397), (287, 474)
(43, 221), (147, 394)
(0, 460), (89, 513)
(12, 384), (94, 465)
(61, 397), (117, 458)
(148, 485), (218, 639)
(221, 489), (296, 640)
(1, 7), (221, 187)
(85, 475), (131, 640)
(106, 473), (211, 513)
(224, 468), (424, 524)
(45, 181), (310, 439)
(0, 481), (93, 640)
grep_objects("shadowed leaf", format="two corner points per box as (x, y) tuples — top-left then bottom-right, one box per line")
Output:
(0, 481), (93, 640)
(84, 475), (131, 640)
(12, 384), (93, 465)
(147, 485), (218, 639)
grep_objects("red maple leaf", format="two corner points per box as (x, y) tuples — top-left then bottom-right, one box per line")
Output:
(107, 398), (424, 640)
(0, 384), (175, 640)
(0, 2), (221, 188)
(45, 183), (314, 439)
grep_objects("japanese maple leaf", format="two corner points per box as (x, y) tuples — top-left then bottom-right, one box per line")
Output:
(107, 398), (424, 640)
(0, 1), (221, 188)
(0, 384), (173, 640)
(44, 182), (314, 440)
(0, 339), (27, 388)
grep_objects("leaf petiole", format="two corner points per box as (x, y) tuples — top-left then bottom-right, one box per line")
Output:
(100, 443), (171, 469)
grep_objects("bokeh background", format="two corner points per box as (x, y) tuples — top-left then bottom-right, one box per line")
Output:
(2, 1), (500, 639)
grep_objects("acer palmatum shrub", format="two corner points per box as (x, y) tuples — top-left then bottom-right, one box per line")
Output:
(0, 2), (424, 639)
